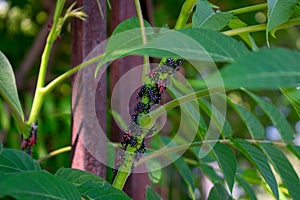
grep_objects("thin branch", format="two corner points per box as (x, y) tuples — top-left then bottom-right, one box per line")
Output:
(38, 146), (71, 163)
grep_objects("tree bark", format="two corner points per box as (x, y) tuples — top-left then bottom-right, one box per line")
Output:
(70, 0), (107, 178)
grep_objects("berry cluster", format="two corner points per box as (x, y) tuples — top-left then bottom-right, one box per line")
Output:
(21, 123), (38, 154)
(114, 58), (183, 172)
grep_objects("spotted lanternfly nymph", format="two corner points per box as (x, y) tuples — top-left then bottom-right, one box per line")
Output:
(21, 122), (38, 154)
(121, 130), (133, 148)
(156, 80), (167, 94)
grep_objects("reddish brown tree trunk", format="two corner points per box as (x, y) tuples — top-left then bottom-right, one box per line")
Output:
(109, 0), (151, 198)
(70, 0), (107, 178)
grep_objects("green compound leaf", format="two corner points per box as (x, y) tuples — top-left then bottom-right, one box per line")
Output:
(0, 171), (81, 200)
(244, 90), (294, 143)
(199, 162), (223, 184)
(56, 168), (131, 200)
(267, 0), (297, 40)
(212, 143), (237, 192)
(280, 87), (300, 118)
(259, 143), (300, 200)
(236, 175), (257, 200)
(192, 1), (233, 30)
(96, 28), (248, 75)
(228, 17), (258, 50)
(55, 167), (106, 185)
(111, 17), (152, 36)
(0, 51), (24, 124)
(227, 98), (265, 139)
(160, 137), (195, 199)
(209, 48), (300, 90)
(0, 148), (41, 173)
(288, 145), (300, 160)
(232, 139), (279, 200)
(199, 99), (233, 137)
(207, 183), (233, 200)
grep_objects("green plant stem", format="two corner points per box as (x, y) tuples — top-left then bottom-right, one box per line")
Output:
(223, 24), (266, 36)
(112, 1), (150, 189)
(26, 1), (66, 131)
(44, 54), (104, 93)
(229, 3), (267, 15)
(134, 0), (150, 83)
(26, 53), (104, 137)
(113, 131), (147, 189)
(140, 87), (224, 129)
(175, 0), (198, 29)
(113, 0), (198, 190)
(38, 146), (71, 163)
(222, 18), (300, 37)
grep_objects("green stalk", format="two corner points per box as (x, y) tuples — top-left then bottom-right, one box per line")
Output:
(175, 0), (198, 29)
(38, 146), (71, 163)
(134, 0), (150, 83)
(223, 23), (266, 36)
(26, 53), (105, 133)
(142, 87), (224, 129)
(229, 3), (267, 15)
(222, 18), (300, 37)
(26, 0), (66, 133)
(113, 0), (198, 190)
(44, 54), (104, 93)
(113, 0), (150, 189)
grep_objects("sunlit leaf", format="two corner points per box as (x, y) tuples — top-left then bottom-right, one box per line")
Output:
(207, 183), (232, 200)
(96, 28), (248, 75)
(56, 168), (131, 200)
(0, 51), (24, 124)
(212, 143), (237, 192)
(232, 139), (279, 199)
(244, 90), (294, 143)
(227, 98), (265, 139)
(288, 145), (300, 160)
(267, 0), (297, 40)
(111, 17), (152, 36)
(0, 148), (41, 173)
(55, 167), (106, 185)
(208, 48), (300, 90)
(78, 181), (131, 200)
(192, 1), (233, 30)
(0, 171), (81, 200)
(280, 87), (300, 117)
(259, 143), (300, 200)
(228, 17), (258, 50)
